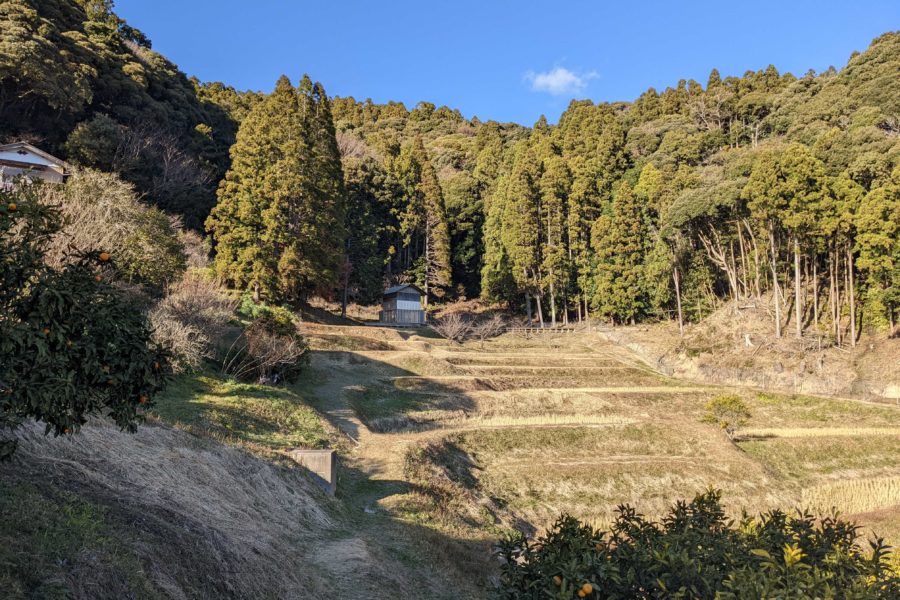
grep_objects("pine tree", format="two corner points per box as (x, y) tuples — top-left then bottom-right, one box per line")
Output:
(539, 154), (571, 325)
(304, 78), (347, 295)
(480, 175), (518, 305)
(855, 166), (899, 333)
(342, 159), (386, 308)
(207, 75), (296, 300)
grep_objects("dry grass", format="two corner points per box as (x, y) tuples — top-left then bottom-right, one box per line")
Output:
(739, 435), (900, 484)
(442, 414), (638, 429)
(6, 420), (335, 599)
(802, 477), (900, 515)
(742, 427), (900, 439)
(327, 329), (900, 554)
(150, 270), (238, 372)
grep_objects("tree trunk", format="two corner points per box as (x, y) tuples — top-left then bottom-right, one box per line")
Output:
(584, 296), (590, 328)
(525, 291), (532, 324)
(673, 265), (684, 337)
(794, 237), (802, 338)
(728, 241), (739, 303)
(768, 225), (782, 338)
(341, 266), (349, 319)
(847, 243), (857, 348)
(833, 249), (843, 346)
(737, 220), (749, 298)
(812, 259), (819, 327)
(549, 281), (557, 327)
(745, 220), (762, 298)
(536, 293), (545, 328)
(253, 282), (260, 303)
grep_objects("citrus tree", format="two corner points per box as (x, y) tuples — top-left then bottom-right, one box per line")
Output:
(0, 183), (170, 459)
(496, 490), (899, 599)
(702, 394), (751, 440)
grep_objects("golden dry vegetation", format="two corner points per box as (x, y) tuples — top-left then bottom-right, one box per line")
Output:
(302, 323), (900, 580)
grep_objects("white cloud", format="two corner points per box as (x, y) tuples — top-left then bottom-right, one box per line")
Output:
(525, 67), (598, 96)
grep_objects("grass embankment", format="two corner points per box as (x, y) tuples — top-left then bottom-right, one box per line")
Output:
(0, 481), (154, 599)
(153, 370), (333, 455)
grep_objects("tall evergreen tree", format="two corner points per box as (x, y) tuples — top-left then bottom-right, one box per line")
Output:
(207, 74), (345, 302)
(207, 75), (295, 300)
(415, 139), (452, 304)
(856, 166), (900, 333)
(502, 144), (543, 322)
(591, 182), (648, 324)
(539, 154), (571, 325)
(480, 175), (518, 305)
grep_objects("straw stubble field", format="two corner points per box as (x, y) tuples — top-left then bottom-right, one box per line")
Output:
(304, 324), (900, 560)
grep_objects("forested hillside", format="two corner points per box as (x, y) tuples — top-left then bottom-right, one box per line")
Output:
(0, 0), (260, 227)
(477, 33), (899, 339)
(2, 1), (897, 342)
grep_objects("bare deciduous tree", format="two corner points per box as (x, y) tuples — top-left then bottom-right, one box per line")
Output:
(222, 320), (308, 383)
(431, 313), (472, 344)
(472, 314), (506, 348)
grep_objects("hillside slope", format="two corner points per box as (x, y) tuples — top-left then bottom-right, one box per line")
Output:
(598, 304), (900, 401)
(1, 419), (481, 599)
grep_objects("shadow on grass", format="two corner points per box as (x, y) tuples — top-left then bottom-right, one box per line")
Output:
(309, 350), (477, 434)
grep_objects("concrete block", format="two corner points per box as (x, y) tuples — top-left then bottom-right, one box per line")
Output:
(286, 448), (336, 496)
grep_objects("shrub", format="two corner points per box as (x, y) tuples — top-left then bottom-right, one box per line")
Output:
(0, 184), (170, 458)
(149, 271), (237, 373)
(237, 292), (296, 330)
(702, 394), (751, 440)
(222, 314), (308, 384)
(432, 313), (473, 343)
(496, 490), (900, 599)
(148, 308), (210, 374)
(39, 168), (185, 290)
(177, 228), (211, 268)
(159, 271), (236, 330)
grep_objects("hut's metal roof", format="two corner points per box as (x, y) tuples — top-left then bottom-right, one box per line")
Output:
(383, 284), (424, 296)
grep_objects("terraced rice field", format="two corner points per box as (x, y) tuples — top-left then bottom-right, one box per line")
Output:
(303, 324), (900, 554)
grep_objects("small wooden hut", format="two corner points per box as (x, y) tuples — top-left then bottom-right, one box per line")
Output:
(378, 284), (426, 325)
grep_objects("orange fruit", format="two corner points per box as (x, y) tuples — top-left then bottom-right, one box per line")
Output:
(42, 327), (50, 335)
(99, 252), (110, 262)
(94, 274), (103, 282)
(577, 591), (585, 598)
(553, 575), (562, 587)
(139, 395), (148, 404)
(582, 583), (593, 595)
(7, 202), (16, 211)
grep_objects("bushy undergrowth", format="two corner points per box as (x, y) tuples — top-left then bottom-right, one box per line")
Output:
(149, 270), (237, 373)
(40, 169), (185, 290)
(222, 299), (308, 383)
(496, 490), (899, 599)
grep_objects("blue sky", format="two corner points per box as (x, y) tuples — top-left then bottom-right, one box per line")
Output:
(115, 0), (899, 125)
